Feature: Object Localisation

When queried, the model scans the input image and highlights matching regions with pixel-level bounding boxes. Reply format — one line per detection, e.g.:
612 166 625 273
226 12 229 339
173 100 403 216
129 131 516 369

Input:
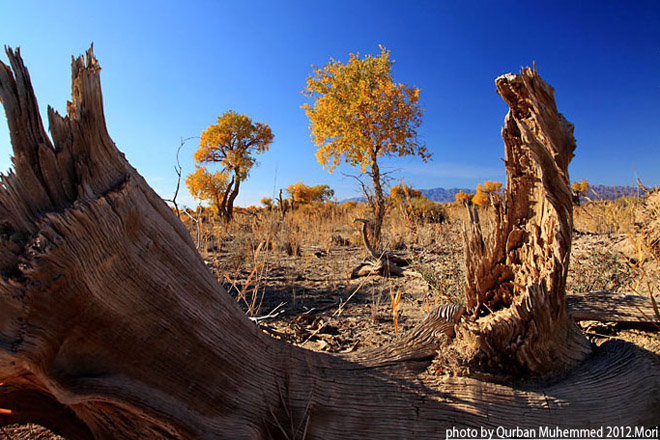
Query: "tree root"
350 218 411 278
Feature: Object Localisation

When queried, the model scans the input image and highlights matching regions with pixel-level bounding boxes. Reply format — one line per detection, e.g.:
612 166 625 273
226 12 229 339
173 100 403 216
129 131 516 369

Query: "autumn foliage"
185 166 230 211
302 46 428 245
188 110 273 222
454 190 474 206
472 180 503 206
572 179 590 205
286 181 335 206
388 183 445 223
388 183 422 202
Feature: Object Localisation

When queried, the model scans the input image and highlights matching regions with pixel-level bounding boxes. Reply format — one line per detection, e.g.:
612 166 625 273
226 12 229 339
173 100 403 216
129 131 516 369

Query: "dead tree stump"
455 67 592 380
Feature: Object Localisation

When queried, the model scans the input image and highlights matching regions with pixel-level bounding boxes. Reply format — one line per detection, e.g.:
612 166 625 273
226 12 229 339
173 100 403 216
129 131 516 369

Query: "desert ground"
193 199 659 353
3 194 659 439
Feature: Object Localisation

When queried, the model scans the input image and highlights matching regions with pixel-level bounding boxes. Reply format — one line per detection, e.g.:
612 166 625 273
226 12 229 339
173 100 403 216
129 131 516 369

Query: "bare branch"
164 136 200 218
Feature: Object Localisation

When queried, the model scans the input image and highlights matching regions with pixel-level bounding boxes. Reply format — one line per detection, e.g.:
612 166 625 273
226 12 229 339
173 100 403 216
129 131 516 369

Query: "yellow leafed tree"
286 181 334 208
473 180 503 206
454 190 474 206
389 182 445 223
388 183 422 203
302 46 429 245
571 179 589 205
185 166 229 212
188 110 274 222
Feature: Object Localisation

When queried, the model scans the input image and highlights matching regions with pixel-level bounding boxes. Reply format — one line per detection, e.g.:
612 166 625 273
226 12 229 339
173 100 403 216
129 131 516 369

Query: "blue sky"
1 0 659 207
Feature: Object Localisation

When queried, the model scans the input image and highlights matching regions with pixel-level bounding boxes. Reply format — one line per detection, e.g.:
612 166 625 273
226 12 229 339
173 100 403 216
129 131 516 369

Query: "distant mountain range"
578 184 645 202
421 184 645 203
342 185 645 204
419 187 474 203
341 187 473 204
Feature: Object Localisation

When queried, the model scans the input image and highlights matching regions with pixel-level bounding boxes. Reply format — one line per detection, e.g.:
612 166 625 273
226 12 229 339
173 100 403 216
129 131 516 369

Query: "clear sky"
1 0 659 207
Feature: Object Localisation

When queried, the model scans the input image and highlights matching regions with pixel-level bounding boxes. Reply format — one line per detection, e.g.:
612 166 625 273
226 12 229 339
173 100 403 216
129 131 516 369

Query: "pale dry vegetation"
175 195 659 354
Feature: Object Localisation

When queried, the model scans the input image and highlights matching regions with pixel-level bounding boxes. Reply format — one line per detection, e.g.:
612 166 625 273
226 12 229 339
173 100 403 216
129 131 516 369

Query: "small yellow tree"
185 166 230 213
309 184 334 203
454 190 474 206
189 110 274 222
260 197 273 209
388 182 444 223
302 46 429 245
286 182 309 206
388 183 422 204
473 180 503 206
286 182 334 208
571 179 589 205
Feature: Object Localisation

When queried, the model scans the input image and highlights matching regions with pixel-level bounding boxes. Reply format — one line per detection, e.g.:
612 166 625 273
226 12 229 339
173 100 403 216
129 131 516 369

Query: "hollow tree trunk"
0 48 658 440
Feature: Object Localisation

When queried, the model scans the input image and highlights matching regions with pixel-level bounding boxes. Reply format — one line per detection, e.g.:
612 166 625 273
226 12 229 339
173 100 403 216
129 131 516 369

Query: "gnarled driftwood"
456 68 592 380
350 218 410 278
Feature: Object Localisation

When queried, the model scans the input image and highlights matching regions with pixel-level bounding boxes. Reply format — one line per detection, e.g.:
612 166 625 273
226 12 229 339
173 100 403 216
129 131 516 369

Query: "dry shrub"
389 286 402 336
567 248 636 294
573 197 641 235
629 191 660 323
411 220 466 307
635 191 660 260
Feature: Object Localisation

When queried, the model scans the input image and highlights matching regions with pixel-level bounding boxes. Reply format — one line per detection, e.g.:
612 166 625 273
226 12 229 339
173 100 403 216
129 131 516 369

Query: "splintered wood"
457 67 591 378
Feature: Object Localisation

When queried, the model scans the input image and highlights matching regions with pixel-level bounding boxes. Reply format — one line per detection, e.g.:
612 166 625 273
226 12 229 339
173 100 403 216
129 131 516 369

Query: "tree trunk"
370 155 385 248
456 68 592 380
218 175 235 223
224 169 241 222
0 48 658 439
277 188 288 216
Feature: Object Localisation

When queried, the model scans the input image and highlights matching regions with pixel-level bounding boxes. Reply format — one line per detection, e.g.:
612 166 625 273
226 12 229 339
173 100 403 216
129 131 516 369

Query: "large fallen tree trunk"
568 291 660 326
0 48 658 439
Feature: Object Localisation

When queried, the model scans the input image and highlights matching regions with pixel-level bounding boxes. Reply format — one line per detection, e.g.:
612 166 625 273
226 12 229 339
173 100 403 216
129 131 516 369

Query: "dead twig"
164 136 199 218
250 302 287 323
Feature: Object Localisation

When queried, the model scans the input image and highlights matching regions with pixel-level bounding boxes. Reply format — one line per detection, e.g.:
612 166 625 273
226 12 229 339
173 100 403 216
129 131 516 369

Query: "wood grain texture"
568 291 659 325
